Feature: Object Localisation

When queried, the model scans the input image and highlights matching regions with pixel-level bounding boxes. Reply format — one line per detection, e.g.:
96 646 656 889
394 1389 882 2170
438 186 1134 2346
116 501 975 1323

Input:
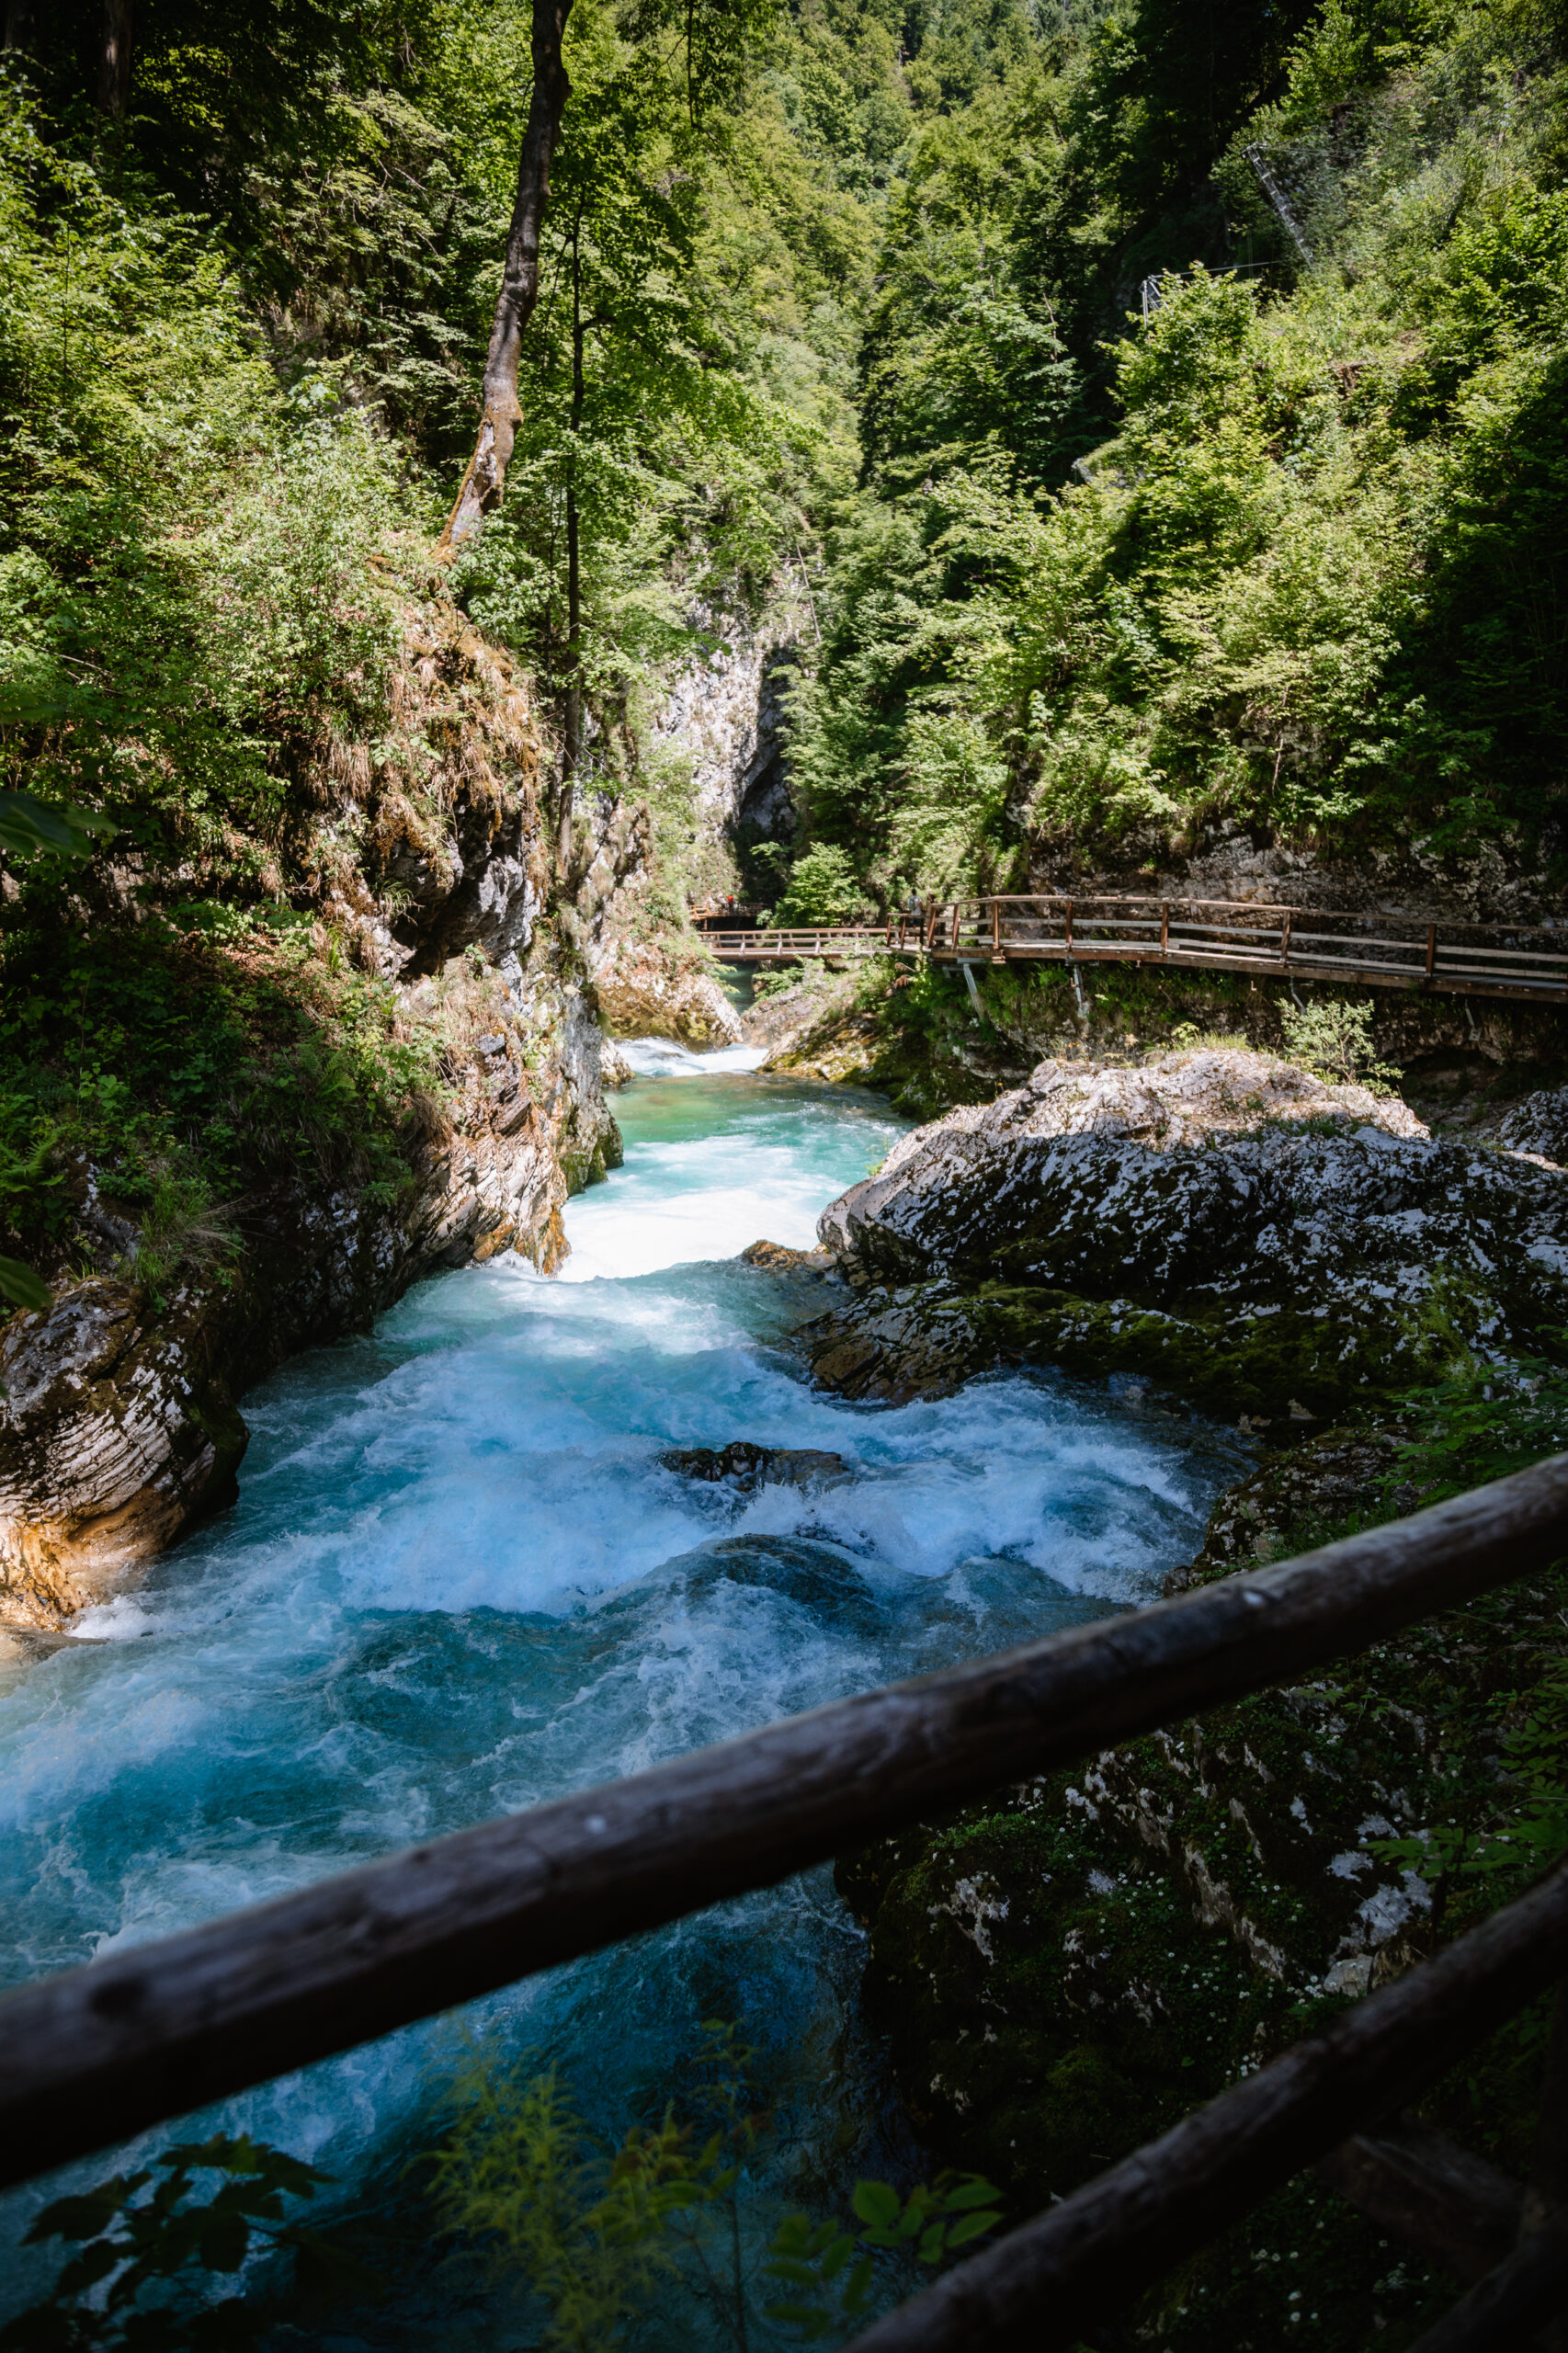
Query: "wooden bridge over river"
702 894 1568 1004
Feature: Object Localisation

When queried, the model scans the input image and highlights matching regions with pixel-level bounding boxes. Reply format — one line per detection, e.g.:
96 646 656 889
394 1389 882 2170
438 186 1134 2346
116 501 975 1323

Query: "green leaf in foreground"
0 791 114 864
0 1255 49 1312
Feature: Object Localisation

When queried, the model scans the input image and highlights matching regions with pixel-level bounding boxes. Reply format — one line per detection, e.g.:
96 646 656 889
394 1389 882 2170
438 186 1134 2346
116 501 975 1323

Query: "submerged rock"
676 1535 875 1622
660 1440 848 1493
801 1048 1568 1423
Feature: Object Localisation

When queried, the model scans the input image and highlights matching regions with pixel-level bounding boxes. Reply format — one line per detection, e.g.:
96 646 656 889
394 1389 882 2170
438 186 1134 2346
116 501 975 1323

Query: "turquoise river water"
0 1045 1244 2343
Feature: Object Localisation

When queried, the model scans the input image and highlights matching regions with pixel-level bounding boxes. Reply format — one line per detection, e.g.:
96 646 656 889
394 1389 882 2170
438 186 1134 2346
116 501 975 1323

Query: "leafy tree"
439 0 783 551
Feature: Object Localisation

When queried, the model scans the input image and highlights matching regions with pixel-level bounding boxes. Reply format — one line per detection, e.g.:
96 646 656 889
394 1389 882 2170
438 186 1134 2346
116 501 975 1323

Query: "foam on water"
0 1050 1247 2342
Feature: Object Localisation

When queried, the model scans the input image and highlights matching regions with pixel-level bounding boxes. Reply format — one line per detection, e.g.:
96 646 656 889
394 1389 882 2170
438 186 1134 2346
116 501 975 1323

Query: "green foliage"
1386 1352 1568 1502
763 2174 1004 2339
780 0 1568 911
771 844 871 923
1356 1357 1568 1910
1278 996 1400 1086
426 2061 696 2352
426 2022 769 2352
426 2026 1001 2352
0 791 114 862
0 914 441 1289
0 2134 373 2351
0 1254 49 1311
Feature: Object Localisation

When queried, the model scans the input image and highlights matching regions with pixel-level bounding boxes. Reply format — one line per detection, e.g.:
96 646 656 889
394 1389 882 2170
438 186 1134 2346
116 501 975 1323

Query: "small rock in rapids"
741 1238 835 1273
660 1440 848 1493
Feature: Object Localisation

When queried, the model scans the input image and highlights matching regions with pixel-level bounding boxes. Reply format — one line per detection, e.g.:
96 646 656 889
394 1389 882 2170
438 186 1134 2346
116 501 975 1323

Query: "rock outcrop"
800 1049 1568 1421
0 970 622 1630
1494 1083 1568 1166
0 616 643 1631
808 1047 1568 2342
835 1420 1568 2342
591 935 743 1047
739 1238 835 1274
650 601 803 844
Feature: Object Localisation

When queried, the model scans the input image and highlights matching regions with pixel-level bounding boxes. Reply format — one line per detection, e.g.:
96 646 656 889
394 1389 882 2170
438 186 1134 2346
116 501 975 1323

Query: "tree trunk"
438 0 574 559
96 0 132 117
2 4 38 60
558 214 584 870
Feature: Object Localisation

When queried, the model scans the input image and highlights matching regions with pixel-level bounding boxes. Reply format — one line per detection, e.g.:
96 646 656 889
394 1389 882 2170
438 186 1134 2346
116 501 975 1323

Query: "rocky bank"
590 932 743 1048
0 613 640 1631
795 1047 1568 2348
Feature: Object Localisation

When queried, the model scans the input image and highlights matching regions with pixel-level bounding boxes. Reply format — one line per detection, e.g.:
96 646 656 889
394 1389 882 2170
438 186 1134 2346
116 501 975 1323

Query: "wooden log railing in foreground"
704 895 1568 1003
839 1859 1568 2353
2 1455 1568 2212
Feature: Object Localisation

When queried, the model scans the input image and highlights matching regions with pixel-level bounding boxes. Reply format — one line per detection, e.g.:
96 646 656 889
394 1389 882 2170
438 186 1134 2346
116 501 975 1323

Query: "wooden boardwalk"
707 894 1568 1005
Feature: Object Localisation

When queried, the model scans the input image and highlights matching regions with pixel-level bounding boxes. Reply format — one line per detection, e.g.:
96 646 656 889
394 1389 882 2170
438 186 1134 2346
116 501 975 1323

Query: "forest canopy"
1 0 1564 923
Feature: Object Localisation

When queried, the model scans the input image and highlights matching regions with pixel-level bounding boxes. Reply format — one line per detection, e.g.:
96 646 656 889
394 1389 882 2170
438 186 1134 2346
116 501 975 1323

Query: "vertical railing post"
991 899 1002 957
950 904 960 952
1281 908 1293 965
1063 898 1074 955
925 900 938 952
1160 901 1169 958
1426 925 1437 984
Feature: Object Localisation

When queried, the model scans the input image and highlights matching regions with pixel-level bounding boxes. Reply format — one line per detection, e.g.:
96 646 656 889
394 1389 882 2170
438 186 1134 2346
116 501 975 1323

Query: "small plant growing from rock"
764 2173 1004 2340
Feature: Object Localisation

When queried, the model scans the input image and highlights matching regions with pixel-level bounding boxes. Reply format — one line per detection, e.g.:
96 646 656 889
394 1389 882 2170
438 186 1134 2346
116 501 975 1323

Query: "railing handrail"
2 1453 1567 2190
702 901 1568 996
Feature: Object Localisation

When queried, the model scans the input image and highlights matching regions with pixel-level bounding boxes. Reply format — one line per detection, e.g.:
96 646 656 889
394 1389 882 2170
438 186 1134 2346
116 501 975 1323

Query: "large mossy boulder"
837 1430 1568 2347
801 1049 1568 1424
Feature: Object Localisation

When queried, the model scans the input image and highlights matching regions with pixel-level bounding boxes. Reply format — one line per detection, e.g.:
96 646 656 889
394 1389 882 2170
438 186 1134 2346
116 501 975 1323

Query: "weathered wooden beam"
1 1455 1566 2190
843 1859 1568 2353
1315 2116 1522 2281
1403 2215 1568 2353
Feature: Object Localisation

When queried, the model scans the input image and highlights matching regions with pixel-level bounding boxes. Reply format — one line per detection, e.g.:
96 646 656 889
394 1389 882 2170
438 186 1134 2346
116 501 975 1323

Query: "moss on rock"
835 1413 1568 2348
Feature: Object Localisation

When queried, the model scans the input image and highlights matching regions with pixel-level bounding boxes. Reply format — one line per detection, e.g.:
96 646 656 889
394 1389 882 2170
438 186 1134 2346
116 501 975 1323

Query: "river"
0 1046 1243 2343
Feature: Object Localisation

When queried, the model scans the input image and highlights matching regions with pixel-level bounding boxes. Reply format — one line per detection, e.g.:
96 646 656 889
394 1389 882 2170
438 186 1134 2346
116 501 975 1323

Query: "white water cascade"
0 1051 1243 2343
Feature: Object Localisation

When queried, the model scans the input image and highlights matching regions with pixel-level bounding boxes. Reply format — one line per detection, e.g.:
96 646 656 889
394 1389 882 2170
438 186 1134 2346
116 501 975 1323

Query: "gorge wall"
0 611 645 1632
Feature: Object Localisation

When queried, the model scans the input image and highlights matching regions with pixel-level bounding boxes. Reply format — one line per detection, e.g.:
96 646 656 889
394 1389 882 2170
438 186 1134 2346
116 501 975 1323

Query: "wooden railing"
706 926 884 960
2 1458 1568 2346
710 897 1568 1004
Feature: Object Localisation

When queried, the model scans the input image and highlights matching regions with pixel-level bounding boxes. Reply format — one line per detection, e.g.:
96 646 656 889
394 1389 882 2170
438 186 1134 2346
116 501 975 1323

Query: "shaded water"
0 1049 1244 2340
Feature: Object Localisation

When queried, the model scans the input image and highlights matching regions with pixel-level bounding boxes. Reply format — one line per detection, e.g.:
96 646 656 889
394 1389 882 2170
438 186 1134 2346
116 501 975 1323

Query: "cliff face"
0 617 642 1631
